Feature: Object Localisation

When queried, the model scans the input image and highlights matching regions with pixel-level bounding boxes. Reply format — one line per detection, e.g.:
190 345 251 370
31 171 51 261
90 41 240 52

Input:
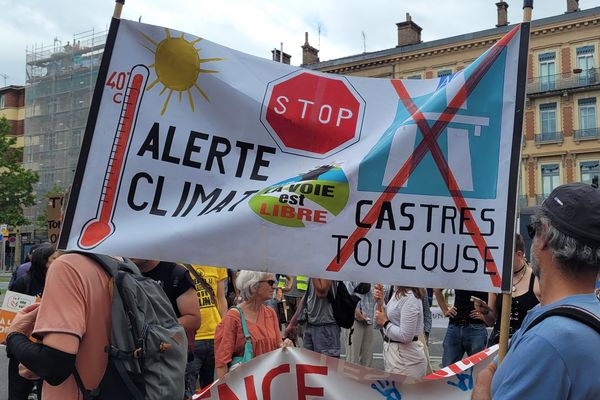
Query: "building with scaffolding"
23 29 107 237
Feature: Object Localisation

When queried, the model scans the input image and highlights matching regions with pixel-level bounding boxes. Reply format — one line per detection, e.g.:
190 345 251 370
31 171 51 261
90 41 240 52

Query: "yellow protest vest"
277 276 287 289
296 275 308 291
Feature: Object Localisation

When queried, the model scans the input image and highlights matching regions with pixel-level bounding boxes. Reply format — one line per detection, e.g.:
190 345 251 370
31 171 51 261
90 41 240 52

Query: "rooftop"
0 85 25 92
311 6 600 69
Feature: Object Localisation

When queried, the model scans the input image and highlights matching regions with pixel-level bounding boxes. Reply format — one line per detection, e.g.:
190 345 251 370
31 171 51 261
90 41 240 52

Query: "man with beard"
473 183 600 399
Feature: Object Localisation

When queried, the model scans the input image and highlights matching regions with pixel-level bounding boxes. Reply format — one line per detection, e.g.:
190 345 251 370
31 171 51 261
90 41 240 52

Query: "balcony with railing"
527 68 599 96
535 131 563 145
573 127 600 141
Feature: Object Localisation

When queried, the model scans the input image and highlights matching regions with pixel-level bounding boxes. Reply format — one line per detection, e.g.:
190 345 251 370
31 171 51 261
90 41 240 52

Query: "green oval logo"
249 164 349 227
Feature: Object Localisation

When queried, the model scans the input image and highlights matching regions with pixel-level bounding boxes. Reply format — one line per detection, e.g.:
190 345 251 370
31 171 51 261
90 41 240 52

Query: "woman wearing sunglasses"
215 270 294 378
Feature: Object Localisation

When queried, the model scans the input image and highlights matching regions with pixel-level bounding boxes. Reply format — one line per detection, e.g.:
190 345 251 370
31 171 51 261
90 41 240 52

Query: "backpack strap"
295 280 310 324
73 368 100 400
182 264 218 306
74 358 145 400
235 306 252 342
63 251 140 277
63 252 144 356
523 304 600 335
326 280 337 303
111 359 145 400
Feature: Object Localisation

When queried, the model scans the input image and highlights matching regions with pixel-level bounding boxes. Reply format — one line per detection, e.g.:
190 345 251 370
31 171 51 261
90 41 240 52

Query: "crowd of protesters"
3 182 600 399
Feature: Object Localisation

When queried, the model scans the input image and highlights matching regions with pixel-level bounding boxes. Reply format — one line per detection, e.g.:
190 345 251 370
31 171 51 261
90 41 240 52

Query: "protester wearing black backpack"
343 282 376 367
5 253 129 399
6 187 191 400
283 278 357 358
473 183 600 400
300 279 342 357
6 252 192 400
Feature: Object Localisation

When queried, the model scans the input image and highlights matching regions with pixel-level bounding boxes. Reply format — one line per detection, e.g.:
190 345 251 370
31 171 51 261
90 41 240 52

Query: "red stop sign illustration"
261 71 365 158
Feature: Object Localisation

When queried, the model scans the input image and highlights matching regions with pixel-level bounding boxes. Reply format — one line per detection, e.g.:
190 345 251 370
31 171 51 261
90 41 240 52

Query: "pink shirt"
214 305 282 368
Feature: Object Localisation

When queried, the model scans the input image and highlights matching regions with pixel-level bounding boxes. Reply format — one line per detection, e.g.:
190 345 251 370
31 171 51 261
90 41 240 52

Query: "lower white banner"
194 346 498 400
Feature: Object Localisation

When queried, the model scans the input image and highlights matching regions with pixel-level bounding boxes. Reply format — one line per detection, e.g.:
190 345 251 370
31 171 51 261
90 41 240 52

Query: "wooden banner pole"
113 0 125 19
523 0 533 22
499 0 534 364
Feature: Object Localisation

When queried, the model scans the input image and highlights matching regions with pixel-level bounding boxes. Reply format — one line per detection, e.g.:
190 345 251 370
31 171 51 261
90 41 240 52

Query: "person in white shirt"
374 285 427 378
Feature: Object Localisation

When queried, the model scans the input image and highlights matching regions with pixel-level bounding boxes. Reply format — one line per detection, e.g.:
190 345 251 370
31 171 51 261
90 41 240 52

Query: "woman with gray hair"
214 270 293 378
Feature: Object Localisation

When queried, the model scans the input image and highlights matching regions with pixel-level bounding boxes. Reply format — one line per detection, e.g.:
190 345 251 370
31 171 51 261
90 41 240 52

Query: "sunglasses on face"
260 279 276 286
527 223 536 239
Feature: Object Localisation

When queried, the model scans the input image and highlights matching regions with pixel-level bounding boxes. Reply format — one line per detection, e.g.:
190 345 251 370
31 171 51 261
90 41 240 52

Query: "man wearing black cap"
473 183 600 399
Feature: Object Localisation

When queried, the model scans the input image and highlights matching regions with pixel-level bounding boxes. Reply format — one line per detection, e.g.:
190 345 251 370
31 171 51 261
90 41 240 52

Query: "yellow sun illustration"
142 28 223 115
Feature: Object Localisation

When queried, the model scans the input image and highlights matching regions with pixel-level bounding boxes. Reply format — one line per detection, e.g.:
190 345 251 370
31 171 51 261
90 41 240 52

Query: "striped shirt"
383 290 424 343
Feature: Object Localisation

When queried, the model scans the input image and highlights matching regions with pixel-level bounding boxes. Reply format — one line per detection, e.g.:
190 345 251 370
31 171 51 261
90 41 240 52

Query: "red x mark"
326 25 523 289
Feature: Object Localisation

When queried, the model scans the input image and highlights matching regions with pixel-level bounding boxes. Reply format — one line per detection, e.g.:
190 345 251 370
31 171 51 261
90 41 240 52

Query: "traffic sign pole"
0 238 5 272
15 228 22 267
0 224 7 271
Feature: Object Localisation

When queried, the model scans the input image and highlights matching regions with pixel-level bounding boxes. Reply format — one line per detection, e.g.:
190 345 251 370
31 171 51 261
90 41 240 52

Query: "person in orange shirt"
5 185 116 400
6 252 113 400
214 270 293 378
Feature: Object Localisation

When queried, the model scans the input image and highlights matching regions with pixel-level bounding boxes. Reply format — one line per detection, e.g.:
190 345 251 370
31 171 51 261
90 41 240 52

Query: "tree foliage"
0 116 38 226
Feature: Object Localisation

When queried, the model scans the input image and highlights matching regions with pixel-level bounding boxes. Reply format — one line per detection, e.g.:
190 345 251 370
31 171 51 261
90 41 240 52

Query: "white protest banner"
192 346 498 400
59 18 529 292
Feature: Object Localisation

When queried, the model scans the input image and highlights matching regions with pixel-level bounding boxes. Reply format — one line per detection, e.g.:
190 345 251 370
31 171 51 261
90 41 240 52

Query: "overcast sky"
1 0 600 86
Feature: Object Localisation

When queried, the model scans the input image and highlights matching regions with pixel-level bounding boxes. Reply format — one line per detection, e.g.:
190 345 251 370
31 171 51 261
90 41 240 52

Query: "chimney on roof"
301 32 320 66
566 0 580 13
396 13 422 48
496 1 509 27
271 49 291 65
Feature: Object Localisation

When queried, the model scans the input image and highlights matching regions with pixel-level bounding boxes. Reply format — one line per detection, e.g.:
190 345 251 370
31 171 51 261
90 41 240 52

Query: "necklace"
512 267 527 293
512 263 526 276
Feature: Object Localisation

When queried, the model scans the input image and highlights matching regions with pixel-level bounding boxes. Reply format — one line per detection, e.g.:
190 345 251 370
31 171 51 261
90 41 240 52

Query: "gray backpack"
70 252 187 400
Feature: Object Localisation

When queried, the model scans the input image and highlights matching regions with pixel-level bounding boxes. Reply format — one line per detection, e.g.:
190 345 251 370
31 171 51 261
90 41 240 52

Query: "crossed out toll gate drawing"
358 64 504 199
331 27 521 287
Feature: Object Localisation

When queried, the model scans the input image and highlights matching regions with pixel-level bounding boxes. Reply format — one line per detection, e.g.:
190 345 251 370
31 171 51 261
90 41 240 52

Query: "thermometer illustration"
79 65 149 249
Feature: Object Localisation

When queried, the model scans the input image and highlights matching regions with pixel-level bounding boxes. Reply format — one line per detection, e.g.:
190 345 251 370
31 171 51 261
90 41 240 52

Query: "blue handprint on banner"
371 380 402 400
447 367 474 392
